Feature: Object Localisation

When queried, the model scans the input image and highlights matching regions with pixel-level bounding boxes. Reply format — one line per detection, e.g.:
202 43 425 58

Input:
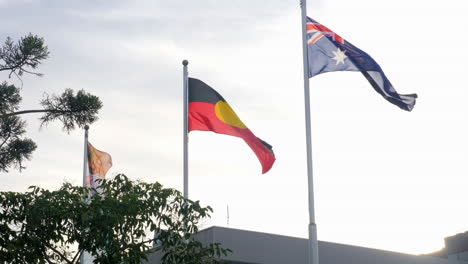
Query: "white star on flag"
332 48 347 65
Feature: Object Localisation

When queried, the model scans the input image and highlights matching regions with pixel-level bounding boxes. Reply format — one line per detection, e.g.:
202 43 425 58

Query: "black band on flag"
188 77 276 174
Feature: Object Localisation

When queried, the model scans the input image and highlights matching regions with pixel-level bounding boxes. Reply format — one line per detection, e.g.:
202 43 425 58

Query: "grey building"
426 231 468 262
146 226 468 264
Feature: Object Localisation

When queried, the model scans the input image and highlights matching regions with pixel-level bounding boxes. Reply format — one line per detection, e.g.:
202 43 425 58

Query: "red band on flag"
188 78 275 174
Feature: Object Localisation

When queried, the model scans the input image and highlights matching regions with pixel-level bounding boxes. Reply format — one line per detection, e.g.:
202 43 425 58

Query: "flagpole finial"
84 125 89 131
182 59 189 66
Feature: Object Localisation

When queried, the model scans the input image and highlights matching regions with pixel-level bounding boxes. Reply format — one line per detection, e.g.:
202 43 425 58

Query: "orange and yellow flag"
85 142 112 188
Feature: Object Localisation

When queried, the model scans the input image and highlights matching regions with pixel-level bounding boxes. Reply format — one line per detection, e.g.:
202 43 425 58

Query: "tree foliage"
0 34 102 172
0 33 49 78
0 174 231 264
0 114 36 172
38 88 102 131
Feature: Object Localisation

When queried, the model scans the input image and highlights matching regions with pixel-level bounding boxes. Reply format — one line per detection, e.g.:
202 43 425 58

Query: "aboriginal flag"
188 78 275 174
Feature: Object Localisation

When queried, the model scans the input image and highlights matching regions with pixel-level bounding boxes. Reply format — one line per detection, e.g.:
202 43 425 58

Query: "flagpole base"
308 223 319 264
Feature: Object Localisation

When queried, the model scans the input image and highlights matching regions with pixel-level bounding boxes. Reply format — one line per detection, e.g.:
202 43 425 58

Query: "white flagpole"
82 125 89 188
182 60 189 199
80 125 90 264
300 1 319 264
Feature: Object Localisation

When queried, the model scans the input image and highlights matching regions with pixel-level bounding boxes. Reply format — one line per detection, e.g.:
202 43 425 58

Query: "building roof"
146 226 468 264
425 231 468 259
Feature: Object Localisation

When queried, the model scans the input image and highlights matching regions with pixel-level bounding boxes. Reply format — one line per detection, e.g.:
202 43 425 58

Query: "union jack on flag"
306 17 417 111
307 18 343 44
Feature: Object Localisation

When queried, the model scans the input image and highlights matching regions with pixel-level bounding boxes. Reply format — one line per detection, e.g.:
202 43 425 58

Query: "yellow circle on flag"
214 101 247 129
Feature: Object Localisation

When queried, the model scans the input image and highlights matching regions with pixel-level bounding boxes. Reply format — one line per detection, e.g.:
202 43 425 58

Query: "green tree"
0 33 102 172
0 174 231 264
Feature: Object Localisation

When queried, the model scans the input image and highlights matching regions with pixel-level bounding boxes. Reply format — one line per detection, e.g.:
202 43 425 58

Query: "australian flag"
307 17 417 111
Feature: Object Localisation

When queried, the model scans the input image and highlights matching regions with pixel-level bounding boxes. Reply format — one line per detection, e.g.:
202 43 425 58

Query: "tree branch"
17 67 43 76
0 56 28 76
40 243 57 264
43 241 73 264
0 109 71 118
11 71 24 88
120 238 155 252
0 64 22 73
71 249 83 264
0 132 11 149
44 254 56 264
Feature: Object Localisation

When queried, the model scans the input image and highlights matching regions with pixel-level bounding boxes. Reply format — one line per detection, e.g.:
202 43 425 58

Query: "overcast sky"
1 0 467 255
